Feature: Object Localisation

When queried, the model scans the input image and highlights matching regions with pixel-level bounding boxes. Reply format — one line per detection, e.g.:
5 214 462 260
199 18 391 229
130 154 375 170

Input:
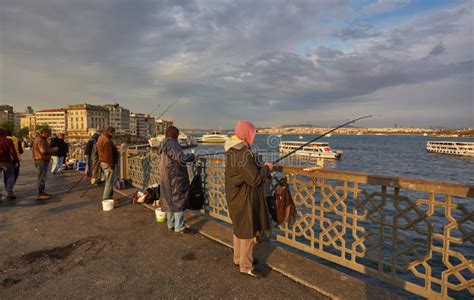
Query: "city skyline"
1 0 473 129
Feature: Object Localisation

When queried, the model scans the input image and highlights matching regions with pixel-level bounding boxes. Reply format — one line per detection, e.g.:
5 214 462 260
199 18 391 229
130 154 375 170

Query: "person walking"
97 127 119 201
0 128 19 200
50 132 68 175
33 128 58 200
224 120 273 278
3 129 23 190
159 126 196 234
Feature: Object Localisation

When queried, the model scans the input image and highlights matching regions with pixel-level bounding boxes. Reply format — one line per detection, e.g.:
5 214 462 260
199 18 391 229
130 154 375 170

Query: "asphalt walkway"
0 154 326 299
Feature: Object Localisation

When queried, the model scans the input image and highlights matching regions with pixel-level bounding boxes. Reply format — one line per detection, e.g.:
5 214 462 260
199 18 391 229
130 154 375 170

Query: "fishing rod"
272 115 375 164
194 150 277 157
155 98 180 120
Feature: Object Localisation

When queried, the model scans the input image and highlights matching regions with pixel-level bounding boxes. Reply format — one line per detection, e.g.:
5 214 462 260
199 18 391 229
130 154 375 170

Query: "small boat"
148 134 165 148
326 133 332 137
178 132 197 148
199 131 228 144
298 135 304 139
276 134 282 138
426 141 474 157
280 141 342 159
423 133 428 137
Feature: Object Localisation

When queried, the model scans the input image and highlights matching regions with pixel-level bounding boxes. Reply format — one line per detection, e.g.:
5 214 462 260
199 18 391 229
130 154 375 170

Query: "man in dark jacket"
0 128 19 200
97 127 119 201
84 132 100 179
224 120 273 278
159 126 195 234
50 132 68 175
33 128 58 200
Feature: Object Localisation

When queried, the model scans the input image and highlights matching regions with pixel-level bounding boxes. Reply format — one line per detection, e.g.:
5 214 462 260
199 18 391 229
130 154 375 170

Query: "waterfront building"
66 103 109 141
104 103 130 135
35 109 67 134
155 119 174 135
25 106 34 114
20 114 36 136
0 105 14 124
130 112 149 137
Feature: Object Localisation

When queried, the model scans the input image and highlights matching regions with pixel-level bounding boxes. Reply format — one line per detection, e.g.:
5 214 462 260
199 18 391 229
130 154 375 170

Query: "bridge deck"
0 155 327 299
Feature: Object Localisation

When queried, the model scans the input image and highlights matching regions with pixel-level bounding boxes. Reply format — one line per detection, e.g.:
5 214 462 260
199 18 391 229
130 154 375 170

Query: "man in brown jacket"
33 128 58 200
97 127 119 201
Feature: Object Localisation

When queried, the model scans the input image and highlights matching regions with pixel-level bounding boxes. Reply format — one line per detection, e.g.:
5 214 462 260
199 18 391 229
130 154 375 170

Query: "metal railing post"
120 143 129 180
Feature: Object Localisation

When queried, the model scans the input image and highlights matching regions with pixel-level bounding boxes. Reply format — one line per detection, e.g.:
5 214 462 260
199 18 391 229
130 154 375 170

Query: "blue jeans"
101 162 116 200
35 160 49 195
0 162 15 194
166 212 185 232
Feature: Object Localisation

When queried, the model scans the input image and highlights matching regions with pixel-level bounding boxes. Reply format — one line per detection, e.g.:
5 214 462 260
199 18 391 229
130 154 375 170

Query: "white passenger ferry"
279 141 342 159
426 141 474 157
198 131 228 144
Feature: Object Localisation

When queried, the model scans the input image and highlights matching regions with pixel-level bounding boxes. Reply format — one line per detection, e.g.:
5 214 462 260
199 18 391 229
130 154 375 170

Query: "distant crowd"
0 126 120 202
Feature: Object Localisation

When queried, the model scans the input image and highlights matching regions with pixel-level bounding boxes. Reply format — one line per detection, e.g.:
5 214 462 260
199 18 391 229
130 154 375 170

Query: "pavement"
0 154 327 299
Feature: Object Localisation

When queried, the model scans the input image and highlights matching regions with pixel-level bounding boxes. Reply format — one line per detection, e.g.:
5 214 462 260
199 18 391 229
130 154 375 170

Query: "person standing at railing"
33 128 58 201
97 127 119 202
50 133 68 175
85 132 100 183
159 126 196 234
224 120 273 278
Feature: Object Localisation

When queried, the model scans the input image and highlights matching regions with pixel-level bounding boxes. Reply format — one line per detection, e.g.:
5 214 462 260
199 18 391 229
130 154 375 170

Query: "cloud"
0 0 472 128
362 0 411 15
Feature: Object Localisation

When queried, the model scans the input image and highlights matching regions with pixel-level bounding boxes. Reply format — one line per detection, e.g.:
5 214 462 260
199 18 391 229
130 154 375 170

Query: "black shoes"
6 194 16 201
175 228 193 235
240 269 263 278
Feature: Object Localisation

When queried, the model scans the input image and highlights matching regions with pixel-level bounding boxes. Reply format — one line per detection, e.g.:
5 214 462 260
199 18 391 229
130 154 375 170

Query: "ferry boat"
426 141 474 157
198 131 228 143
280 141 342 159
148 132 197 148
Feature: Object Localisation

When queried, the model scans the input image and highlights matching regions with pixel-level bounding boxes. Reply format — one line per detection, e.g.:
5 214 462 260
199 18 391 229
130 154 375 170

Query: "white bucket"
155 208 167 222
102 199 115 211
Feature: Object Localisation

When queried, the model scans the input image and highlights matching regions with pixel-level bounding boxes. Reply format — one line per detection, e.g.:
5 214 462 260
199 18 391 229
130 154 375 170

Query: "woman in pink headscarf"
224 120 273 278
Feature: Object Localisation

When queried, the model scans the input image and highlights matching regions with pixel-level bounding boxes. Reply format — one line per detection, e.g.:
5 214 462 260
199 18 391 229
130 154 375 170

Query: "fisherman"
97 127 119 201
33 128 58 200
84 132 100 183
159 126 196 234
224 120 273 278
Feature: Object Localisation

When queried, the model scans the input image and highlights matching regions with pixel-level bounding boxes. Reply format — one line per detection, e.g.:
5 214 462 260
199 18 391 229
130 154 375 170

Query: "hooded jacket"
224 136 270 239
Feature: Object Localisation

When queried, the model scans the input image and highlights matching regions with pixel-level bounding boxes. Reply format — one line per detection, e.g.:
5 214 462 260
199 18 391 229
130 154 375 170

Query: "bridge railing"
123 150 473 299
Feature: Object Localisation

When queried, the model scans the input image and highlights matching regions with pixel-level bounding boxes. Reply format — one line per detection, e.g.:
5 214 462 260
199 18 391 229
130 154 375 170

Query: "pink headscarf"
235 120 257 146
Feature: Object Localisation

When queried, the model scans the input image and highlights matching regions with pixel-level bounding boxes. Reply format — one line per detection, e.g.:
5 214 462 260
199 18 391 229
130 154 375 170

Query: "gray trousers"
35 160 49 195
101 162 116 200
0 162 15 194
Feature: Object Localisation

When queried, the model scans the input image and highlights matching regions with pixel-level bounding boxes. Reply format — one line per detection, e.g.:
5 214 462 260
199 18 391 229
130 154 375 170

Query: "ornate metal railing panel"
127 152 161 189
201 159 473 299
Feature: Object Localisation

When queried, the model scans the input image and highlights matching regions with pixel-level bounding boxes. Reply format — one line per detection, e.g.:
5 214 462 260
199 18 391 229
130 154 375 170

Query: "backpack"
188 166 205 210
267 177 296 225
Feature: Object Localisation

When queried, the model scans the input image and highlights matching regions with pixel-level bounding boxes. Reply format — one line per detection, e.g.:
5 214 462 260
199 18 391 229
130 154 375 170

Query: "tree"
35 124 51 132
0 120 14 133
19 127 30 138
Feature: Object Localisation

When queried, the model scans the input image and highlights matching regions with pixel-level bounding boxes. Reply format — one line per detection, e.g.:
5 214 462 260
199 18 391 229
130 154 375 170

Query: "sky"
1 0 473 129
